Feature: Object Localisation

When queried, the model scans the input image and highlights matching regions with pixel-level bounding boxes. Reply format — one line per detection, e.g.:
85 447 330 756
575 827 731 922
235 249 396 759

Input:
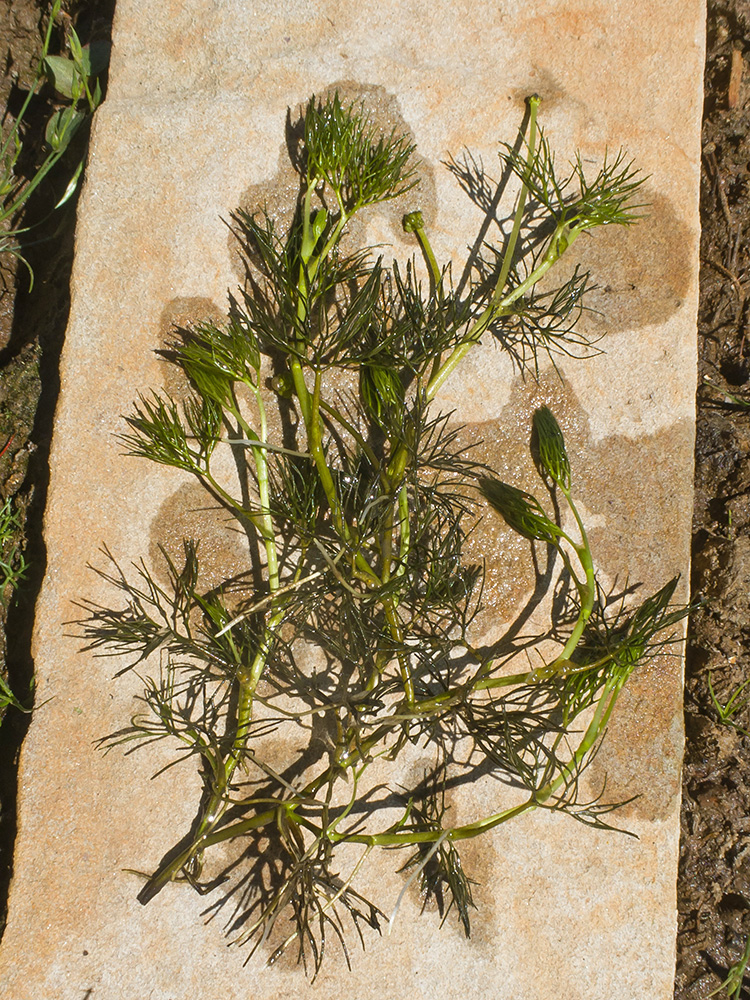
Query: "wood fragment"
730 221 743 272
705 258 747 350
729 47 744 109
704 146 734 227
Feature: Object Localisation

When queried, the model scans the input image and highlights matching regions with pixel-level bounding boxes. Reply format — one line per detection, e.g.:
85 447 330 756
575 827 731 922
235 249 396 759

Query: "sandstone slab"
0 1 704 997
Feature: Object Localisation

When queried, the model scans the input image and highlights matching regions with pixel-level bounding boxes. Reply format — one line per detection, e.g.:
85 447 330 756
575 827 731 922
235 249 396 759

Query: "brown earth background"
0 1 747 997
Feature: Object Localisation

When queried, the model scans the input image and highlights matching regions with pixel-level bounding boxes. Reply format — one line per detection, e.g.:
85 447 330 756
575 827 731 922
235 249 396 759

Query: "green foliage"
302 93 418 213
1 0 106 279
0 496 28 605
0 674 27 715
79 92 689 974
708 671 750 736
0 496 30 719
708 932 750 999
502 131 644 234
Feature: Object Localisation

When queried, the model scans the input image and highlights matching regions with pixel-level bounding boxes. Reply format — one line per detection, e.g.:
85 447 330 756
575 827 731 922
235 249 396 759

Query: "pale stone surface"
0 1 704 997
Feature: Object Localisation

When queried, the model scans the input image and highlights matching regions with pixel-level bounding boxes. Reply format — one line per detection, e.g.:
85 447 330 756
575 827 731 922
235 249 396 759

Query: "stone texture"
0 1 704 997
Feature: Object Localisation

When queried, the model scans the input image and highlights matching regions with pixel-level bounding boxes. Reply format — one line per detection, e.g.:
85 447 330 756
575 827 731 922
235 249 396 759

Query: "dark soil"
676 3 750 998
0 0 114 932
0 1 746 995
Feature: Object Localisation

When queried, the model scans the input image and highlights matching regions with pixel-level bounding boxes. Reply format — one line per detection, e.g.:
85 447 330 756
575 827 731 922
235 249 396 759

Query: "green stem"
314 209 348 273
139 601 287 903
308 369 348 539
383 600 414 707
379 500 395 582
395 484 410 579
318 397 383 480
344 676 621 847
406 213 441 295
421 103 589 406
553 491 595 662
0 1 59 165
299 184 316 269
184 666 625 862
226 391 279 593
492 94 541 305
423 220 577 403
289 185 318 428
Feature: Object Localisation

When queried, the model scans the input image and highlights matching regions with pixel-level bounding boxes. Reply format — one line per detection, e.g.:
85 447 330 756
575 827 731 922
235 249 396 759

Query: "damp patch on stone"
148 480 253 593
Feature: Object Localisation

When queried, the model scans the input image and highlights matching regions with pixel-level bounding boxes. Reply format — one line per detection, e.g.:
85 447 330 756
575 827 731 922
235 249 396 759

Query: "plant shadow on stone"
77 92 690 976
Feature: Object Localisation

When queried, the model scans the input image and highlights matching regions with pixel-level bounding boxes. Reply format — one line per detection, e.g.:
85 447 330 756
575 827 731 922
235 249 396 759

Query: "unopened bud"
402 210 424 234
532 407 570 490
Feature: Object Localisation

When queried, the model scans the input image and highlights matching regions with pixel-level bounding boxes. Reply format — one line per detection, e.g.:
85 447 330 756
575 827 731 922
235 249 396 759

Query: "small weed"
708 671 750 736
0 674 28 716
0 496 29 718
708 933 750 999
1 0 106 282
703 376 750 409
0 497 27 605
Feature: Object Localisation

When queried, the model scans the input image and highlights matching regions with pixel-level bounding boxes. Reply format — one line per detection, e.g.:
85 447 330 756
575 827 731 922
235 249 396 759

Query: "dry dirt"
677 2 750 996
0 2 748 997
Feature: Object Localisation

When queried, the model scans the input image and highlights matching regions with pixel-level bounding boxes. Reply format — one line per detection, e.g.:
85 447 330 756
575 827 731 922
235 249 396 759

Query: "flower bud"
532 406 571 490
402 210 425 234
271 371 294 398
478 476 561 545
